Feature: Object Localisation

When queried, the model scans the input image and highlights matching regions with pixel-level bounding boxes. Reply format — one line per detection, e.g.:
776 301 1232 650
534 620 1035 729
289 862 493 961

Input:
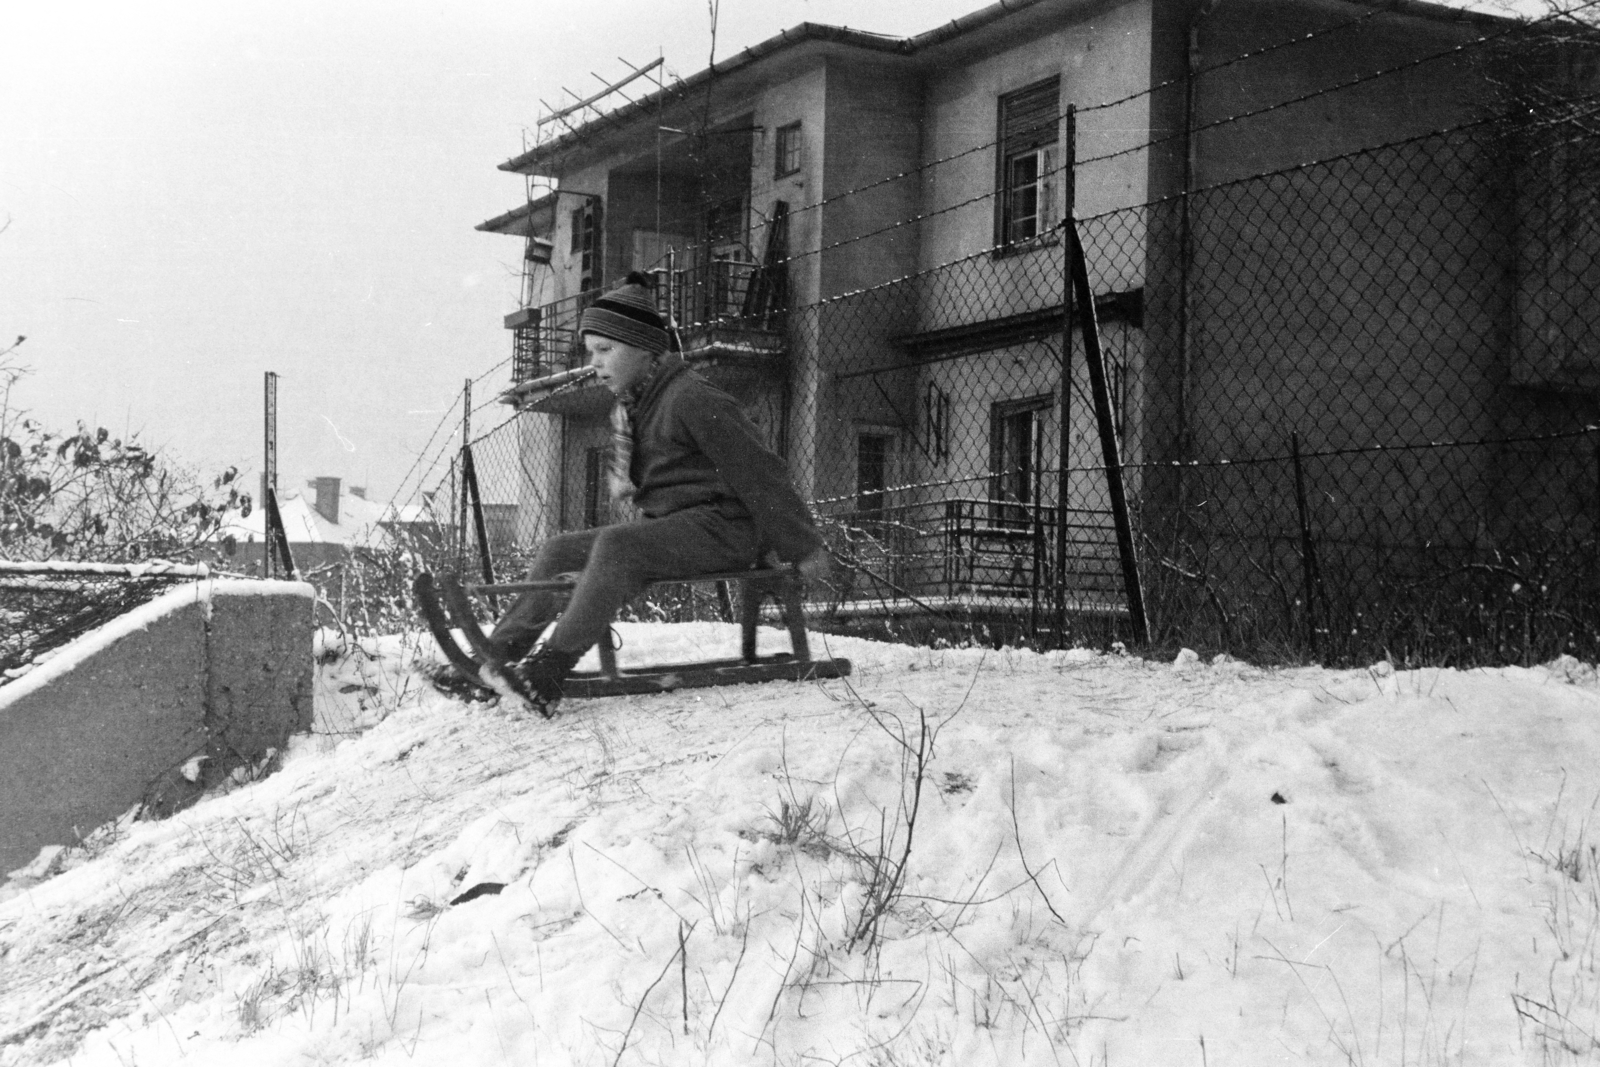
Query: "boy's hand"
798 546 837 584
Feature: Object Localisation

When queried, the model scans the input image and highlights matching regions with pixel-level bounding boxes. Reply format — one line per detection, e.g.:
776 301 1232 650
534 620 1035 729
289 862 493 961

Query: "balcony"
501 258 788 418
501 290 609 417
652 257 788 401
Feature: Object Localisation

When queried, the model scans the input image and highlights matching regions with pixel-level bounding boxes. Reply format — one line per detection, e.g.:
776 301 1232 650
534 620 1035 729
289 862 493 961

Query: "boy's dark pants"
489 504 760 661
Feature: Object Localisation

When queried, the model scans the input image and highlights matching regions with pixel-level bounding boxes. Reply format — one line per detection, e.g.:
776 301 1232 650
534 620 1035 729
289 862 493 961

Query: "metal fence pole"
264 486 298 580
1068 222 1150 645
263 370 279 579
457 378 471 572
1055 103 1078 645
463 443 497 610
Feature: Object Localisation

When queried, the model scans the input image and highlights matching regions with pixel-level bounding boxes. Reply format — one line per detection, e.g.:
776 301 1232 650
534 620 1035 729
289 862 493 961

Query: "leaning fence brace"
1068 219 1148 645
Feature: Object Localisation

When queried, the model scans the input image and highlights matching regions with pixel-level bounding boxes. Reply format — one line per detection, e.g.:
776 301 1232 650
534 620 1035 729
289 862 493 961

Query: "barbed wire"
472 353 514 391
1077 4 1388 116
732 3 1428 244
810 425 1600 508
781 101 1522 298
1077 0 1600 169
738 0 1564 254
759 0 1596 265
469 409 522 451
384 395 461 512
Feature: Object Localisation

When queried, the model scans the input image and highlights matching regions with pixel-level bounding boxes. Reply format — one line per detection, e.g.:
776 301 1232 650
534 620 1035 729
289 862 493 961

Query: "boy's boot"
514 644 586 715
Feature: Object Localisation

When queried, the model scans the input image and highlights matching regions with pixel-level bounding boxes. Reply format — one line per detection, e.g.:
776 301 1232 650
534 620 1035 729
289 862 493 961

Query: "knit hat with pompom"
579 271 668 354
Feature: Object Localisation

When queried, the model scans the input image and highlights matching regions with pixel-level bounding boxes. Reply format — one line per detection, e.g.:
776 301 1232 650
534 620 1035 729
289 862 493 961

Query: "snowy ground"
3 623 1600 1066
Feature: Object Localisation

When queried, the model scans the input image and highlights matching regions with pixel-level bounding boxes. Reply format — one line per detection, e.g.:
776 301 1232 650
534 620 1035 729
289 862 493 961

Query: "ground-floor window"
856 432 893 517
990 395 1051 527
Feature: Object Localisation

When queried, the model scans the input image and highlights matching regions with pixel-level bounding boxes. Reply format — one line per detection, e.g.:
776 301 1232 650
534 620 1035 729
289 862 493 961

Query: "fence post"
264 485 298 580
462 443 497 611
1290 431 1323 655
263 370 280 579
457 378 471 572
1055 103 1078 645
1593 434 1600 551
1067 222 1149 645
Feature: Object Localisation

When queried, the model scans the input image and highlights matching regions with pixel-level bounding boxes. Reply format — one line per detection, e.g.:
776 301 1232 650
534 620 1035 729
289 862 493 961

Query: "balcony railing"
508 288 599 384
505 257 787 395
650 257 785 333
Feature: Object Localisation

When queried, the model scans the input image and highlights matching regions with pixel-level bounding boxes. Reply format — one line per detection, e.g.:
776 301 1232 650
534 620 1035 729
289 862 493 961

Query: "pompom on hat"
580 271 669 354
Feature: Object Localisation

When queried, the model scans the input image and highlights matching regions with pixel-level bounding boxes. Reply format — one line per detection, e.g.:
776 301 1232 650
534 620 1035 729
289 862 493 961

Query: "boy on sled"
480 272 834 713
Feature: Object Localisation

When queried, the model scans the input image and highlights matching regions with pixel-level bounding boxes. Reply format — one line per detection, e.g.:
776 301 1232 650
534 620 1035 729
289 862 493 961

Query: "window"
997 78 1060 248
856 433 892 516
570 200 600 291
774 121 802 178
989 396 1051 527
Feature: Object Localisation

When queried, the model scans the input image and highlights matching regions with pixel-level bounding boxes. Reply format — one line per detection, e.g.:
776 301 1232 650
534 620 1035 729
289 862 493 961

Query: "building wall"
1124 0 1543 578
552 161 612 299
1191 0 1490 186
793 56 927 506
749 58 830 497
1167 3 1513 552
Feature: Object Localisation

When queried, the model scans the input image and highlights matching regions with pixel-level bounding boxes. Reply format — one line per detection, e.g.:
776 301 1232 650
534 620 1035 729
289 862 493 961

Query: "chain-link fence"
377 93 1600 668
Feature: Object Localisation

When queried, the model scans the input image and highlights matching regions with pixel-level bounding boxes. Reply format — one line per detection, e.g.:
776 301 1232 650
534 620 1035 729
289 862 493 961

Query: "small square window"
775 122 803 178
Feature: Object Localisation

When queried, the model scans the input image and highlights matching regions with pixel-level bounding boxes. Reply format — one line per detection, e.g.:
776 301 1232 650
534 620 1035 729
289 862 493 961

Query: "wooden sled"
415 565 851 703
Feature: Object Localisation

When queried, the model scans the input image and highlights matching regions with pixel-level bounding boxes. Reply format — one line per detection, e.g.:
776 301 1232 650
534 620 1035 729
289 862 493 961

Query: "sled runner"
413 566 851 709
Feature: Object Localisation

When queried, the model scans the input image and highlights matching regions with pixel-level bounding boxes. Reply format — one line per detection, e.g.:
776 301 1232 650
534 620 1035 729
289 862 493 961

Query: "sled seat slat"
467 565 816 681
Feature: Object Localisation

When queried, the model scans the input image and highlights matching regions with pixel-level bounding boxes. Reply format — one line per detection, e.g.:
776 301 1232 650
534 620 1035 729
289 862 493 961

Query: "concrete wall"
0 580 313 874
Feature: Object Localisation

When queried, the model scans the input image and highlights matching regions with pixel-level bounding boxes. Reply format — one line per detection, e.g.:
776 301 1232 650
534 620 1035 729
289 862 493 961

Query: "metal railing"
509 288 599 383
649 256 783 331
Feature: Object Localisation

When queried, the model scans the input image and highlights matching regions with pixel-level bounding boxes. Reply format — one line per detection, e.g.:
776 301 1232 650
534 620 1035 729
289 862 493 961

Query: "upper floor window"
997 77 1061 248
775 121 803 178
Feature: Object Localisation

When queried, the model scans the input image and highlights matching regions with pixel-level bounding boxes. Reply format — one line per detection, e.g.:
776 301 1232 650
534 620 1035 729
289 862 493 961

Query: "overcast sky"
0 0 981 505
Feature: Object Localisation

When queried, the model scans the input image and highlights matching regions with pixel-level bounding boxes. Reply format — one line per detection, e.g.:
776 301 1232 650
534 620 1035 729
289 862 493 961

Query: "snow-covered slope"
3 625 1598 1066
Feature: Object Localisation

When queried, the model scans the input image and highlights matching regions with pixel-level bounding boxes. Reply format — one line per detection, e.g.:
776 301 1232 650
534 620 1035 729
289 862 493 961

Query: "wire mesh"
370 93 1600 667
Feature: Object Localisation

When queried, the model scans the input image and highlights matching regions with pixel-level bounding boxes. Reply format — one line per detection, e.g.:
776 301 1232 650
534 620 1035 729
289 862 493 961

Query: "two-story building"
477 0 1587 628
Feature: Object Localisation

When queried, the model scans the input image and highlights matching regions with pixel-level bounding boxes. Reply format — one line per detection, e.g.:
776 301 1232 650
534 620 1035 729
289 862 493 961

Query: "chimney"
308 476 341 524
348 485 366 500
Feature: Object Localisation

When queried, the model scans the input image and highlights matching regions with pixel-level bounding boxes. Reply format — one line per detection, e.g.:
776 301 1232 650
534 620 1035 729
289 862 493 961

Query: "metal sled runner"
413 565 851 703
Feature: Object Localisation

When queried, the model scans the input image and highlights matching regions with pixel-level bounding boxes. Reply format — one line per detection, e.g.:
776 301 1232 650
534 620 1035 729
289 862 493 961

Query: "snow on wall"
0 579 314 874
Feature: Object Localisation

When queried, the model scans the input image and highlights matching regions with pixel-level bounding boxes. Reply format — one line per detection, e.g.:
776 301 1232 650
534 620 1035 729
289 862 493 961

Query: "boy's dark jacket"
623 358 823 563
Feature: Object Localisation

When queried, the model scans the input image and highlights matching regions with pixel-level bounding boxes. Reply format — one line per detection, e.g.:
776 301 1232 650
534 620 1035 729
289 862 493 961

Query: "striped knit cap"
579 271 669 354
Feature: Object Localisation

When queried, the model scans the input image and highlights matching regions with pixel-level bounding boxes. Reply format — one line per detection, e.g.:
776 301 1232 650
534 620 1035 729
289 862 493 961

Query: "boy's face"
585 334 657 396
